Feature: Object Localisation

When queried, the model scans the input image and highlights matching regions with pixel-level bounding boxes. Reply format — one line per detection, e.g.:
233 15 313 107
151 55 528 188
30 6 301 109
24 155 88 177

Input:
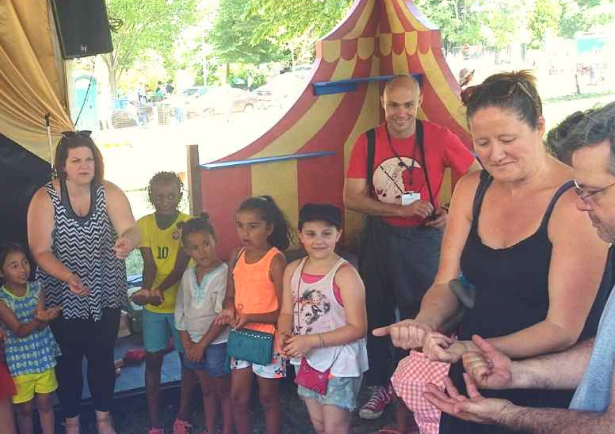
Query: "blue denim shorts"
295 366 363 411
182 343 230 378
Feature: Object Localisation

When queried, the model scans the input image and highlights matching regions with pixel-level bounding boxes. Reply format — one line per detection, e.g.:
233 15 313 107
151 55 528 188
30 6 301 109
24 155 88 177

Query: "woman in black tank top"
372 71 610 434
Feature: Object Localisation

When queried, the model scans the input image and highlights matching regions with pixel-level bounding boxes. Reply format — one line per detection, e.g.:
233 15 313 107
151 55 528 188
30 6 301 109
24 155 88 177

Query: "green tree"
558 0 615 38
249 0 353 64
104 0 198 97
528 0 561 48
415 0 528 52
414 0 487 53
210 0 283 65
485 0 527 50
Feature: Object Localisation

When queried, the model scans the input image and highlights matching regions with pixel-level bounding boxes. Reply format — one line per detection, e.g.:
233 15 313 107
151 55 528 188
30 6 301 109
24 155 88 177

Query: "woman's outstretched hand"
372 319 434 350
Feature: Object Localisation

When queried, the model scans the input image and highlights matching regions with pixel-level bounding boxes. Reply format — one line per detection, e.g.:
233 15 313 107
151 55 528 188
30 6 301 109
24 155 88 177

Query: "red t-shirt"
346 121 475 227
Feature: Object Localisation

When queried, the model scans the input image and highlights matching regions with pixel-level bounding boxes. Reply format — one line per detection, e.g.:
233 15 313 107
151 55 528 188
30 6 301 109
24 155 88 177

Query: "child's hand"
130 289 151 306
46 306 62 321
277 331 292 358
186 342 205 363
283 335 318 358
214 307 235 326
0 328 6 341
149 289 164 306
35 306 63 322
233 312 250 329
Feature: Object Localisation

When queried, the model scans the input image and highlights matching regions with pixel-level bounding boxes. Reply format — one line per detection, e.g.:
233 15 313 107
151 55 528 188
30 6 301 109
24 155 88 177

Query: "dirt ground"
73 379 398 434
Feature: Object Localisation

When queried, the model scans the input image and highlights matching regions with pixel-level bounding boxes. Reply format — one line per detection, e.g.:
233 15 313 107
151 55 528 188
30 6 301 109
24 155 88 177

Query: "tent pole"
45 113 56 178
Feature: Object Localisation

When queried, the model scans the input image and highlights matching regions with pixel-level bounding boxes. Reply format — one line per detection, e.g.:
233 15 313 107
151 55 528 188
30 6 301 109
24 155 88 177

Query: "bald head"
381 74 423 139
384 74 421 97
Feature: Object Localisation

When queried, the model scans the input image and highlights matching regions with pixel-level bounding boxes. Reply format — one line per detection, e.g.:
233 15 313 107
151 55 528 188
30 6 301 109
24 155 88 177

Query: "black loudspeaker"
51 0 114 59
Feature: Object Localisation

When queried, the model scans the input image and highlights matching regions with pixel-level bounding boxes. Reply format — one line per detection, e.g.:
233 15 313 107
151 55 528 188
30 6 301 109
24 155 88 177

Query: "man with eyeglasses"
343 74 479 425
424 102 615 433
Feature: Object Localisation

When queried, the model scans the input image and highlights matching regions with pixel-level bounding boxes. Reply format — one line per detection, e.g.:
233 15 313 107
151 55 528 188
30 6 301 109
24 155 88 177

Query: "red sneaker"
359 385 394 420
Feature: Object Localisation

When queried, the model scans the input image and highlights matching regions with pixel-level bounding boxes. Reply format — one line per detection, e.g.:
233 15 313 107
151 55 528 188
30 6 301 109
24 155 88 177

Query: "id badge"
401 192 420 206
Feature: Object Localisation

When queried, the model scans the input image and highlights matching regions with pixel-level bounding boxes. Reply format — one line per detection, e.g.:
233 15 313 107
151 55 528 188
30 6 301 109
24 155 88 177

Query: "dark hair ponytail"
178 212 216 244
238 196 293 250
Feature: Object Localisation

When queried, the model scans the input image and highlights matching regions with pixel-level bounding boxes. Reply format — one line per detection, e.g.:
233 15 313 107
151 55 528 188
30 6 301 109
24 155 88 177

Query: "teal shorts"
142 310 183 353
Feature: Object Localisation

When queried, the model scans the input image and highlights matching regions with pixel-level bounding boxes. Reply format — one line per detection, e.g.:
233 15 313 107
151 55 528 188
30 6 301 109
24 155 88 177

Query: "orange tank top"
233 247 281 334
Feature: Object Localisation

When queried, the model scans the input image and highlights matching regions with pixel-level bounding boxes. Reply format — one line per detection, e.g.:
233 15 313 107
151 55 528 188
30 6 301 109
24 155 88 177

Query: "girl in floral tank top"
0 243 62 434
215 196 292 434
278 204 368 434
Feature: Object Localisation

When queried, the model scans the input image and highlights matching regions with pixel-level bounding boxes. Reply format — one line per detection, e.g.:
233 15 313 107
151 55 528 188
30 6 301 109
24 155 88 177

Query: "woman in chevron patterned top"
27 131 140 434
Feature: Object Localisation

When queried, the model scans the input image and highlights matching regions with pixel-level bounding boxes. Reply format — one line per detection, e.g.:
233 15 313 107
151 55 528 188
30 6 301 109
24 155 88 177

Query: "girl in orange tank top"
215 196 292 434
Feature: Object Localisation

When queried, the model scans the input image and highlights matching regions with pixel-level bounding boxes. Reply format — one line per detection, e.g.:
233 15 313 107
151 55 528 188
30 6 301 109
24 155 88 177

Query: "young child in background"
131 172 196 434
0 243 62 434
215 196 292 434
175 214 232 434
278 204 368 434
0 326 17 434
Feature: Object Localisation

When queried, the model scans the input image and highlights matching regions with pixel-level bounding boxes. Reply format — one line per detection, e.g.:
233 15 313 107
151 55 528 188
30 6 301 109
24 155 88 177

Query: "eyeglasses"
461 80 537 108
61 130 92 138
573 179 615 203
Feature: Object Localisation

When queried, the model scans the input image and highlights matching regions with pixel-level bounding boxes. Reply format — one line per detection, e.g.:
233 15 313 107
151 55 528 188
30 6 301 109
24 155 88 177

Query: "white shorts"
230 352 286 379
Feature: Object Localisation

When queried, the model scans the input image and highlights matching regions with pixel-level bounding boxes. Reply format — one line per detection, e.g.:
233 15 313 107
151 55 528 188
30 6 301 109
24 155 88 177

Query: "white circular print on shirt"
373 157 426 204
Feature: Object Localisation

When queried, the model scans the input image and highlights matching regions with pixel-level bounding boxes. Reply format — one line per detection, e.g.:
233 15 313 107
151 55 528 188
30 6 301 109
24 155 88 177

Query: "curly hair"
560 102 615 174
147 171 184 206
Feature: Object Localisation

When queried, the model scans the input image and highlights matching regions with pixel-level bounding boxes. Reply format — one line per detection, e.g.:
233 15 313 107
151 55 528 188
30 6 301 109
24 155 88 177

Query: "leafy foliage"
248 0 354 62
209 0 283 66
557 0 615 38
529 0 561 48
104 0 198 96
414 0 488 52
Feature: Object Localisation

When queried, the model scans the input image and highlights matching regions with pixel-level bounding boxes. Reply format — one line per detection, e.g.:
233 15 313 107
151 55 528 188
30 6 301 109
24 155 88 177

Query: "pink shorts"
0 363 16 400
391 350 450 434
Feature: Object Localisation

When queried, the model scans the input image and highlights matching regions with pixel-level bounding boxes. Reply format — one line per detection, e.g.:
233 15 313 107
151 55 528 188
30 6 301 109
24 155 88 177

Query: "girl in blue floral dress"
0 243 61 434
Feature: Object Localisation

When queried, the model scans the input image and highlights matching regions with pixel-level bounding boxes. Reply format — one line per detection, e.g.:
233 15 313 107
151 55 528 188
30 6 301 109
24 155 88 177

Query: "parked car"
174 86 210 118
182 86 208 99
255 72 306 110
191 86 259 116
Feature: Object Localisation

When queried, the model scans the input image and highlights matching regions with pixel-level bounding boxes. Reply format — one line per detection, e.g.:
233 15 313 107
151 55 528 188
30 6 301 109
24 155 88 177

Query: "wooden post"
186 144 203 215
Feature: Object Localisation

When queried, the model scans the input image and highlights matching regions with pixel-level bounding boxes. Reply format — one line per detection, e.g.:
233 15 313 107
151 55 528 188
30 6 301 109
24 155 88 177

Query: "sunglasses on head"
61 130 92 139
461 80 536 107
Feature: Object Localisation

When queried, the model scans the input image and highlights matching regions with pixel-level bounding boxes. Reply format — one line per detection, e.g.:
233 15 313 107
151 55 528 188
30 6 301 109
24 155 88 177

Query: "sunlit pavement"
95 108 287 218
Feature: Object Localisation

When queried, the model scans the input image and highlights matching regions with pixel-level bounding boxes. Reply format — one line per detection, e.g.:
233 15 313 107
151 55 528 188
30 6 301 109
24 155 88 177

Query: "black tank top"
458 171 573 340
440 171 614 434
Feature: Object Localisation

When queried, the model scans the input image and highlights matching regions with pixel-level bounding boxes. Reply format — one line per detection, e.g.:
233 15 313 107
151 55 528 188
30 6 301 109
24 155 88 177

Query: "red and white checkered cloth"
391 350 450 434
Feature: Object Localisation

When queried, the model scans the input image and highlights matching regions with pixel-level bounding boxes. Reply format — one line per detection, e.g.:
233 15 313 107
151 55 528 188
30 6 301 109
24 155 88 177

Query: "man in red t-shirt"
344 74 478 423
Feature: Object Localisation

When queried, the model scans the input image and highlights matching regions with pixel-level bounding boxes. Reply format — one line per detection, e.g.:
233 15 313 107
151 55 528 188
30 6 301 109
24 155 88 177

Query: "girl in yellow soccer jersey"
131 172 196 434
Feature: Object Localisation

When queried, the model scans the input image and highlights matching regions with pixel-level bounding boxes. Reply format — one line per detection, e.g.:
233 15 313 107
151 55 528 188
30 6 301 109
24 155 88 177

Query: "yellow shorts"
12 368 58 404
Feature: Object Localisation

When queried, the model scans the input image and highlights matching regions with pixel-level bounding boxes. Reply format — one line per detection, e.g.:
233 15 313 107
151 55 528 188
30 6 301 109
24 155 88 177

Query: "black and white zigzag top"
36 181 127 321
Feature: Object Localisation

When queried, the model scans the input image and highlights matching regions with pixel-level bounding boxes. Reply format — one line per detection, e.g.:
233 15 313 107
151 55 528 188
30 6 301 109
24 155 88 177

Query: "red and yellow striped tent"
193 0 472 260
